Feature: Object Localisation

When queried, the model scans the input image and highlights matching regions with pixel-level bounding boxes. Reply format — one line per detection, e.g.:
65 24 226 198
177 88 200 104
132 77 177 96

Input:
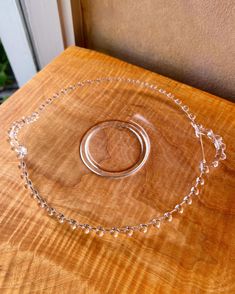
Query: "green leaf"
0 71 7 87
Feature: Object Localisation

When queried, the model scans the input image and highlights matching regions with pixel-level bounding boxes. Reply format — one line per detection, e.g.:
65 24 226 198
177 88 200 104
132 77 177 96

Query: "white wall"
0 0 37 87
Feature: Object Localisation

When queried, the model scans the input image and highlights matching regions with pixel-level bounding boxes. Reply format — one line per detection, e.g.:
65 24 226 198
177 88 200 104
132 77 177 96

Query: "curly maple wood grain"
0 46 234 293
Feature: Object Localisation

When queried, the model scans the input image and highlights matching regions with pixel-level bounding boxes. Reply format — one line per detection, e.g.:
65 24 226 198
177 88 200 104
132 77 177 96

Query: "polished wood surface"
0 46 234 293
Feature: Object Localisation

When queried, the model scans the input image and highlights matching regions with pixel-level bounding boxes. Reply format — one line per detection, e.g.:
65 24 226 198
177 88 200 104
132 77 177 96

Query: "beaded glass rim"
7 77 226 238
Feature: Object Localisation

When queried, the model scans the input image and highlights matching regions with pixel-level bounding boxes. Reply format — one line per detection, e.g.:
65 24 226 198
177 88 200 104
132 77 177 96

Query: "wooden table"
0 46 234 293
